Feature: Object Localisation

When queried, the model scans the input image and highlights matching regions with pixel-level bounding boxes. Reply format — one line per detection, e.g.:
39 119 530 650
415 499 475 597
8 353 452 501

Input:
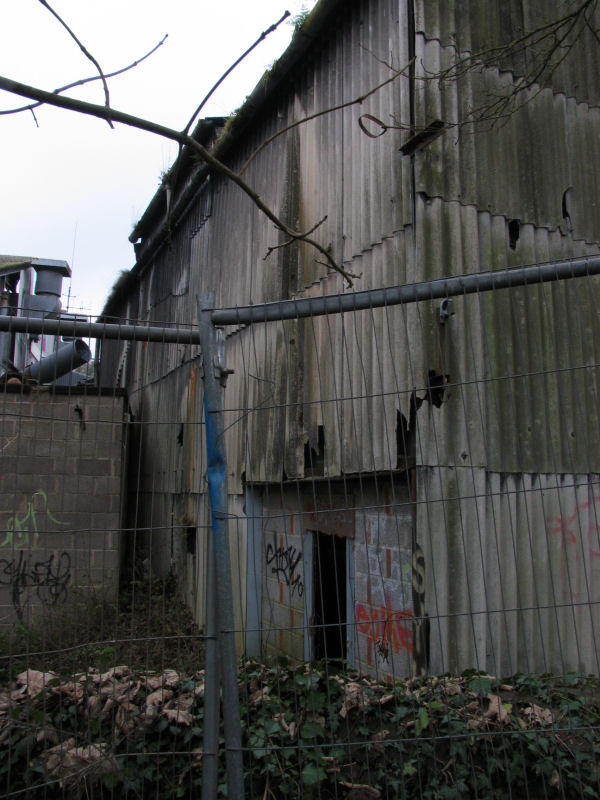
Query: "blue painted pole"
197 294 244 799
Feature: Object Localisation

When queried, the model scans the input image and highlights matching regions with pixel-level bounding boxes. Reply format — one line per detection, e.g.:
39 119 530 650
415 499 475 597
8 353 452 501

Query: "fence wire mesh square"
1 271 599 798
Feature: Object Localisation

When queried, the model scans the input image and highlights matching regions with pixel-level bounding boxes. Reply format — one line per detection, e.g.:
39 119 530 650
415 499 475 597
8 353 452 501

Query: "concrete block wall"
0 388 126 624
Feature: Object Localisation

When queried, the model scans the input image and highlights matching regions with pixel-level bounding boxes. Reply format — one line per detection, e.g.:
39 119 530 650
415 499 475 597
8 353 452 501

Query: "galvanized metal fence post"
197 293 244 799
201 518 220 800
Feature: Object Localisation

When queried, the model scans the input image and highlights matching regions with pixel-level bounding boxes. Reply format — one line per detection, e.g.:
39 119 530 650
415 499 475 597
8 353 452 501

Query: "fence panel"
1 264 599 798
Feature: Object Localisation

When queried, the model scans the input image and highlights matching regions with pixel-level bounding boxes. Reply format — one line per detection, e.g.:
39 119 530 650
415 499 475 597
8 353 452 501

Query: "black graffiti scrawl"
265 536 304 598
0 551 71 620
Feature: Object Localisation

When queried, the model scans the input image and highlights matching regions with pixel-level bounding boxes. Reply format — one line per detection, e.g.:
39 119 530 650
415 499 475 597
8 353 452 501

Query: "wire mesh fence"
1 261 600 798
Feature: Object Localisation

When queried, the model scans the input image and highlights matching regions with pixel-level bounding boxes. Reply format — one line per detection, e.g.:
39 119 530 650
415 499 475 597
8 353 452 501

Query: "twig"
0 75 358 286
433 0 596 86
239 58 414 175
264 237 295 261
37 0 113 127
0 36 168 117
167 11 290 238
315 259 361 283
182 11 290 137
264 214 333 261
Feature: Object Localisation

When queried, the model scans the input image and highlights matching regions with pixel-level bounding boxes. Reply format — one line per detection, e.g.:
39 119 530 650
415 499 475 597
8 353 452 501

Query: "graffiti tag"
411 543 428 674
0 490 67 549
546 497 600 558
265 538 304 598
356 597 413 657
546 496 600 602
0 551 71 620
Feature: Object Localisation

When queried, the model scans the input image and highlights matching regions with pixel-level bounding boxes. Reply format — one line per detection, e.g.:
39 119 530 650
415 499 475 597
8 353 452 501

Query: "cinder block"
37 532 77 551
354 543 368 574
64 476 94 496
6 437 35 458
76 458 108 477
354 573 369 603
0 491 20 513
93 476 120 496
0 417 19 436
72 495 110 514
94 424 120 446
90 549 119 572
17 457 52 476
88 401 126 423
0 471 17 493
367 576 385 607
41 511 82 533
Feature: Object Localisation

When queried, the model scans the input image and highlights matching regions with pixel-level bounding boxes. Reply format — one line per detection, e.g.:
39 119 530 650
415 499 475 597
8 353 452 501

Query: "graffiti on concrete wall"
0 550 71 620
265 536 304 598
355 596 414 662
0 489 67 549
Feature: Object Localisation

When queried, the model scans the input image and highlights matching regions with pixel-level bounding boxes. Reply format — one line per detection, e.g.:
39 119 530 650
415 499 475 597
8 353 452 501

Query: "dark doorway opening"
313 531 347 661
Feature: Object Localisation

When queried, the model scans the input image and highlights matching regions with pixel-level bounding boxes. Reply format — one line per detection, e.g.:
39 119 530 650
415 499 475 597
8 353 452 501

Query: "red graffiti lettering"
355 598 413 654
546 496 600 560
545 495 600 602
356 603 370 634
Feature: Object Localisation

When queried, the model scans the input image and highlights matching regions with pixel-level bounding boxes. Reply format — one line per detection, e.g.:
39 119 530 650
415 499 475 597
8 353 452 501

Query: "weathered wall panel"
415 0 600 106
414 35 600 242
420 469 600 675
412 196 600 474
100 0 600 676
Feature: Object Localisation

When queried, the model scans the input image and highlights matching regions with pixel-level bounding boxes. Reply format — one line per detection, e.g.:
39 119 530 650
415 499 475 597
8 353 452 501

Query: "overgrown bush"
1 662 598 798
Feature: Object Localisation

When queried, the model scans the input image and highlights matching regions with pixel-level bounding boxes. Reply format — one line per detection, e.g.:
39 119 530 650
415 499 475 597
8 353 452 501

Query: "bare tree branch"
0 74 359 286
182 11 290 137
0 35 168 117
166 11 290 239
37 0 113 127
263 216 328 260
429 0 598 127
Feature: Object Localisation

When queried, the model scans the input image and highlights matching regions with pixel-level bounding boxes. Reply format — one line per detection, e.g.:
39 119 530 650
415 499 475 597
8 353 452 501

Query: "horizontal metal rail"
1 257 599 340
0 316 201 344
212 256 600 325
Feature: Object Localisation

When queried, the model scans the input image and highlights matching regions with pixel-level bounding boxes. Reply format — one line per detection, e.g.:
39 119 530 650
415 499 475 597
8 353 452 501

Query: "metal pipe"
2 258 599 342
197 294 245 799
211 256 600 326
26 339 92 383
202 492 220 800
0 315 201 344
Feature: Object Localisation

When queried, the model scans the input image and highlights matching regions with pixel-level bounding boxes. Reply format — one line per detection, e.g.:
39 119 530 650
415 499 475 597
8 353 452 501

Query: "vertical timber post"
198 293 244 799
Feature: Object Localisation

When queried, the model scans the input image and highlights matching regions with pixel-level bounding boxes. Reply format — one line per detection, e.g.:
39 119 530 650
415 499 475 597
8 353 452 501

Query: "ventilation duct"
21 262 70 319
25 338 91 384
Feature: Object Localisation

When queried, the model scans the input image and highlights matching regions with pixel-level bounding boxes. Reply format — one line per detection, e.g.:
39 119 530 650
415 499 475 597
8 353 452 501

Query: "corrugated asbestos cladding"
110 0 600 673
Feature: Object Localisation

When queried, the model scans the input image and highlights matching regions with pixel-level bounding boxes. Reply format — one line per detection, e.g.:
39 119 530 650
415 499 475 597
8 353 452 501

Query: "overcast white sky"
0 0 317 316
